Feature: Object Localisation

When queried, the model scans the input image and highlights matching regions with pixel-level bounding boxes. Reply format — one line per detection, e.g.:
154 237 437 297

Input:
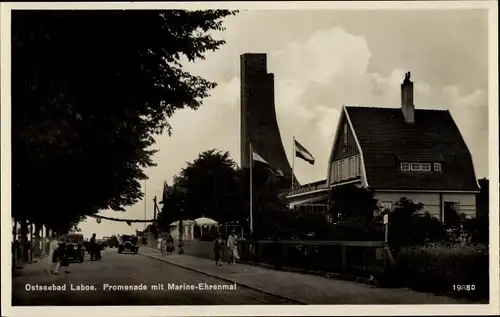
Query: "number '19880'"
453 284 475 291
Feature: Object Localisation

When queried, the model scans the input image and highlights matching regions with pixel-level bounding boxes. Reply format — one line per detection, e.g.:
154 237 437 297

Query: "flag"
252 151 285 178
294 139 315 165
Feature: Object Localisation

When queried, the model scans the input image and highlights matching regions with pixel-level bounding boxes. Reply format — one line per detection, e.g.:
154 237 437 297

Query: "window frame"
400 162 411 171
421 163 431 171
410 162 422 171
434 162 442 172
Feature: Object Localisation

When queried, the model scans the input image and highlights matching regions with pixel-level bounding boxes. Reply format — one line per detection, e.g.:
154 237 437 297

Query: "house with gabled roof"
325 72 480 222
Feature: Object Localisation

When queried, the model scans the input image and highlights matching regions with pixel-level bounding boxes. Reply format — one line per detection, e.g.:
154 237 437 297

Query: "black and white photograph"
1 1 498 316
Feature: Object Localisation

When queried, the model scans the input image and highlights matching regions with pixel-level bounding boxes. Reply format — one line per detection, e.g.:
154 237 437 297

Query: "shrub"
395 243 489 300
389 198 448 251
326 216 384 241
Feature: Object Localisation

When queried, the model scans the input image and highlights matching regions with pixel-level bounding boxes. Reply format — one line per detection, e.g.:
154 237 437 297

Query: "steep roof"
345 106 479 191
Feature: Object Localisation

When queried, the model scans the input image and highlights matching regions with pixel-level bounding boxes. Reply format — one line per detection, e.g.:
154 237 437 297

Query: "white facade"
374 191 476 220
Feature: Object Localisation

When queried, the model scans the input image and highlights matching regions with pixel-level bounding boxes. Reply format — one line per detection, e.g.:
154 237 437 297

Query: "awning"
288 194 328 209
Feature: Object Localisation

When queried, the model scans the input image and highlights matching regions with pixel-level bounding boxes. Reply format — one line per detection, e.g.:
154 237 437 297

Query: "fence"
175 239 386 279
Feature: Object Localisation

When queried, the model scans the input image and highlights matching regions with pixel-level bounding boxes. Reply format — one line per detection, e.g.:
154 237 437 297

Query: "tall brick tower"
240 53 297 187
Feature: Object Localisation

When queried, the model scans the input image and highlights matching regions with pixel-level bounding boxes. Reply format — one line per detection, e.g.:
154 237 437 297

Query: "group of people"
158 233 175 255
46 232 102 275
213 231 240 266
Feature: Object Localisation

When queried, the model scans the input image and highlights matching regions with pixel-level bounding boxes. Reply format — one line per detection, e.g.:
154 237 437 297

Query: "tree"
388 198 447 251
157 186 189 232
170 149 242 223
12 10 237 232
327 185 379 222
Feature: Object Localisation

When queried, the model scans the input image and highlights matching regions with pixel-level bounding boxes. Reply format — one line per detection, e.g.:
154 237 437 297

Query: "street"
11 248 293 305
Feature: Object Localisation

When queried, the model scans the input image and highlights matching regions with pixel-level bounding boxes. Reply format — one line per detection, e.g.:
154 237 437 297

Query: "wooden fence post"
341 244 347 273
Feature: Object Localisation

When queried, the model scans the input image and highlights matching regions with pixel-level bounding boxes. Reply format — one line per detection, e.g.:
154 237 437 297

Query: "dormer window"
410 163 421 171
401 161 442 172
421 163 431 172
400 162 410 171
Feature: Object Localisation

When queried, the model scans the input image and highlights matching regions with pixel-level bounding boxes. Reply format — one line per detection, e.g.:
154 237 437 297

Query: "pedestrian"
213 233 224 266
166 233 175 255
51 241 63 275
160 235 167 256
47 233 60 274
227 231 240 265
157 235 162 252
60 240 71 274
90 233 100 260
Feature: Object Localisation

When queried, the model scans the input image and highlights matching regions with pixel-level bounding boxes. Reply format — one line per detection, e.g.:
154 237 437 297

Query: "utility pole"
153 196 157 220
144 179 147 230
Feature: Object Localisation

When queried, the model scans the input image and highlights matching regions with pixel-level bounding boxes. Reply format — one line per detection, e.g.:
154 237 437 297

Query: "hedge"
393 243 489 301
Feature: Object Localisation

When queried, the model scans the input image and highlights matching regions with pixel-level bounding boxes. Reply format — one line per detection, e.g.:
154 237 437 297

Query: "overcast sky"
80 9 489 237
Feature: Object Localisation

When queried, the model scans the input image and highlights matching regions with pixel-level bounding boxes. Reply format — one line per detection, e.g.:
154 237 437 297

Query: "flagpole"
249 142 254 234
291 136 295 189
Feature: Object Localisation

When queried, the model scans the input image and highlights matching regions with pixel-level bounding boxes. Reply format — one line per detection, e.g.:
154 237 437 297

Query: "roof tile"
345 106 479 191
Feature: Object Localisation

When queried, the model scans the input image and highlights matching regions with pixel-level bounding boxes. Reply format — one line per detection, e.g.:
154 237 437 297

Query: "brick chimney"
401 72 414 123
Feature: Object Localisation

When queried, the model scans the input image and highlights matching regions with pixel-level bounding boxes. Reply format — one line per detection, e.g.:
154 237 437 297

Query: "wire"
88 214 155 223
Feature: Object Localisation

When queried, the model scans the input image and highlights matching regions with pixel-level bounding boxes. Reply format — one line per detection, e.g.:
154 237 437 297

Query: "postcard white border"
1 1 499 316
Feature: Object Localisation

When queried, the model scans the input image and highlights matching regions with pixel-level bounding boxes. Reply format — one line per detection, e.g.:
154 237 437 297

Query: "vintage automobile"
118 235 139 254
107 235 119 248
96 239 107 250
63 233 85 263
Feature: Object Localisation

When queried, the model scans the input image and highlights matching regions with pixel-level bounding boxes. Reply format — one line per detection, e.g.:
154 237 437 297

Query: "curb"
139 251 308 305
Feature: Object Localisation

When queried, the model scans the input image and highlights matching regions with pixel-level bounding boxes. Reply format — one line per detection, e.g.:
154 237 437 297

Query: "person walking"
166 233 175 255
227 231 240 265
160 235 167 256
47 233 60 274
157 235 163 252
51 241 63 275
60 240 71 274
213 233 224 266
89 233 101 260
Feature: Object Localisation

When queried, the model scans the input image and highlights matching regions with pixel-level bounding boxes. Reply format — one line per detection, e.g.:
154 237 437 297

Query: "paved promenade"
139 247 472 304
12 248 291 305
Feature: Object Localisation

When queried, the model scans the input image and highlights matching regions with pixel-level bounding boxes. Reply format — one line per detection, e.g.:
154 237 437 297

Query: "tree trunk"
44 226 51 256
29 222 34 262
20 219 29 263
12 219 18 269
34 223 41 258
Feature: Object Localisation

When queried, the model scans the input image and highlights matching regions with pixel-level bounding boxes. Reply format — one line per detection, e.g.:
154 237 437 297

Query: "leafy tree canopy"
12 10 237 232
327 185 379 222
388 197 447 249
159 149 241 226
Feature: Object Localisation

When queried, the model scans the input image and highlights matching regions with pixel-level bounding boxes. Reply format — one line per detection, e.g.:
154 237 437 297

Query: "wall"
374 191 477 220
327 111 364 187
442 193 476 218
375 191 440 218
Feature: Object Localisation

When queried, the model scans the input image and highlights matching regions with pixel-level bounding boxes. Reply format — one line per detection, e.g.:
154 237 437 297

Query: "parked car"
107 235 119 248
62 233 85 263
97 239 107 250
118 235 139 254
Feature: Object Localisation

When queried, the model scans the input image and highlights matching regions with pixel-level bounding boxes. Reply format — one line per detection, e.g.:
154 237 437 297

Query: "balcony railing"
280 180 328 197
